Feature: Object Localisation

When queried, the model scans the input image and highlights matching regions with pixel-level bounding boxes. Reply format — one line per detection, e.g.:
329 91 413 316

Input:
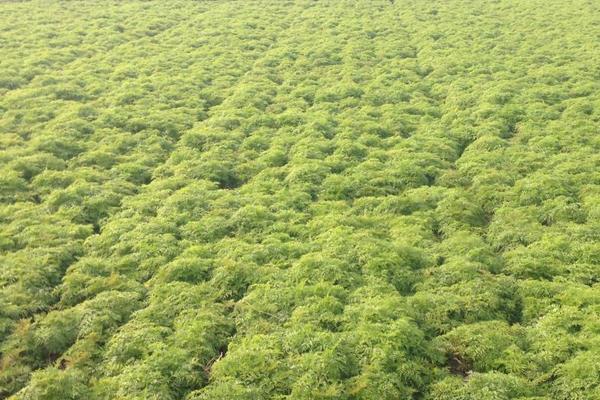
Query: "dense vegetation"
1 0 599 398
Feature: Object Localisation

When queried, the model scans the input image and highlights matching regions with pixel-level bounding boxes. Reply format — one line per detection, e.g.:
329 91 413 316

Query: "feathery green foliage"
1 0 599 399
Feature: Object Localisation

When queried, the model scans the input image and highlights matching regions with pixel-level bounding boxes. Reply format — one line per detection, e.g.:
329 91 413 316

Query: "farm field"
1 0 599 399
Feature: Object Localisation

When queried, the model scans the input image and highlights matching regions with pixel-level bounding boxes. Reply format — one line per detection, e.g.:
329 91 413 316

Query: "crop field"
1 0 599 399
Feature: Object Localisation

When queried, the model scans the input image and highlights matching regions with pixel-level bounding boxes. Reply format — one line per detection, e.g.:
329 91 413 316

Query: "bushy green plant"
1 0 598 398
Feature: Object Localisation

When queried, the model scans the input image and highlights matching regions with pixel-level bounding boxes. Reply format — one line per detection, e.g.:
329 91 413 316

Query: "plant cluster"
1 0 599 399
